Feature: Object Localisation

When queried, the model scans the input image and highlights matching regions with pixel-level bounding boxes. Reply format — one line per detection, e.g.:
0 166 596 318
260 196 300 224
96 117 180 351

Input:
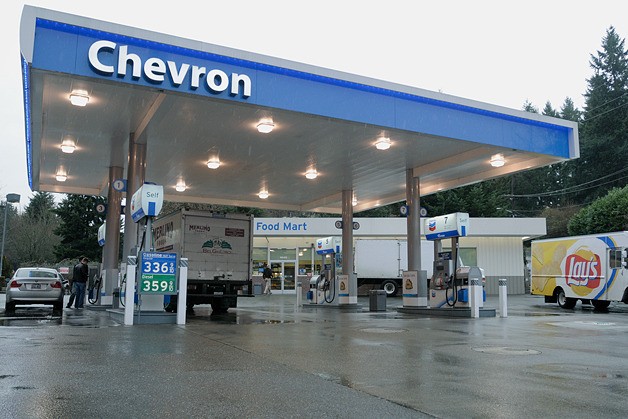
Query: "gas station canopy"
20 6 579 214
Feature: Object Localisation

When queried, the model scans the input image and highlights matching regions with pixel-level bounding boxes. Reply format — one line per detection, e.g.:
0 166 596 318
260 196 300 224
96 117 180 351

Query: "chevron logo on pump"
428 220 436 231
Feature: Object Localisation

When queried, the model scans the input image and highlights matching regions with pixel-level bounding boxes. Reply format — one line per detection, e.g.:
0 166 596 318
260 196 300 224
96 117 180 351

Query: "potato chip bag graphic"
561 246 601 296
531 242 569 294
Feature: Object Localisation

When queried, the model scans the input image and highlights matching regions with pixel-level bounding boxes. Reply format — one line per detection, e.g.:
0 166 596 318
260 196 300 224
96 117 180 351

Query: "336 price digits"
143 261 175 274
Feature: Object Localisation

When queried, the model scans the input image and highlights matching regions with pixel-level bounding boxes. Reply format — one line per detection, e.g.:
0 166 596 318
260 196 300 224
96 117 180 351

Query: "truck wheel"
381 280 398 297
591 300 610 310
211 303 228 313
556 288 576 309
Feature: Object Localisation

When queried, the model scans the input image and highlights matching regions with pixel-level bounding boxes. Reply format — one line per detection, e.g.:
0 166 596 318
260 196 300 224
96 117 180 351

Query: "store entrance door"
270 261 296 294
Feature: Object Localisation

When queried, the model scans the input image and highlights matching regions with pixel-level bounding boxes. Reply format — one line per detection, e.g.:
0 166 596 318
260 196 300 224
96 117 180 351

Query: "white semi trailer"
354 239 434 296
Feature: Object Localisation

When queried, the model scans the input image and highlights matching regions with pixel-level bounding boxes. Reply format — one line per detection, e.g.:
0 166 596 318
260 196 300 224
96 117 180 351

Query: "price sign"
139 252 177 294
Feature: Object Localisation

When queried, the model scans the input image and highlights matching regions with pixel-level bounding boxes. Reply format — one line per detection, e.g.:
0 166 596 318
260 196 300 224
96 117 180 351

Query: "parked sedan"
5 267 65 313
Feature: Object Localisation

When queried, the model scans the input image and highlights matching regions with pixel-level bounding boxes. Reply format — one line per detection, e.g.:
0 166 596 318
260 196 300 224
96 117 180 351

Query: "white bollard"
124 256 137 326
177 258 188 325
296 282 302 307
469 278 480 318
499 278 508 318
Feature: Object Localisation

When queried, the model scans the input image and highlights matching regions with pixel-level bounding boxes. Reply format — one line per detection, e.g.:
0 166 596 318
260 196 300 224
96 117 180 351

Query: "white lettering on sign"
88 40 252 98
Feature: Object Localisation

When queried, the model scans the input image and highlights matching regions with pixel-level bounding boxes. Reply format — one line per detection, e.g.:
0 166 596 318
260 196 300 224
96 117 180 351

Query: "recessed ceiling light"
69 90 89 107
490 153 505 167
375 137 391 150
352 198 358 206
305 168 318 179
207 157 221 169
175 181 186 192
60 136 76 153
258 190 269 199
55 172 67 182
257 118 274 134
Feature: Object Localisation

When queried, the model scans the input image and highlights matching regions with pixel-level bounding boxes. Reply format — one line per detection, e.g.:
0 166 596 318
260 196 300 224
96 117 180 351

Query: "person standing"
72 256 89 309
65 265 77 308
262 263 273 295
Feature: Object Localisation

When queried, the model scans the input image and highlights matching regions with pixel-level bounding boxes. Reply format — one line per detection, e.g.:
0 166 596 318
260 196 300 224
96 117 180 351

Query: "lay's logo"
564 248 601 289
428 220 436 232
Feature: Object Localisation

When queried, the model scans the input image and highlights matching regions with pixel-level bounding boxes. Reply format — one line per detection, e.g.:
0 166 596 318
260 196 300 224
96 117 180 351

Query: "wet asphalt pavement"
1 293 628 418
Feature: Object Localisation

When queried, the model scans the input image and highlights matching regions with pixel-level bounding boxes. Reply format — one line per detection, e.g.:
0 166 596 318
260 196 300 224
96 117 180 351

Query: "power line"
585 91 628 114
585 100 628 122
505 167 628 198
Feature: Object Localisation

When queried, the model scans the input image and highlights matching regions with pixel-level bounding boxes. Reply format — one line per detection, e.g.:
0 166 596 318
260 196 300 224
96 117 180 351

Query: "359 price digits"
141 279 175 293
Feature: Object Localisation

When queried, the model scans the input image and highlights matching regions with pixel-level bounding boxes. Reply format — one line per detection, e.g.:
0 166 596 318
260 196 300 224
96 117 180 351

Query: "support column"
101 165 124 303
406 170 427 306
122 133 146 260
406 170 421 271
341 189 357 305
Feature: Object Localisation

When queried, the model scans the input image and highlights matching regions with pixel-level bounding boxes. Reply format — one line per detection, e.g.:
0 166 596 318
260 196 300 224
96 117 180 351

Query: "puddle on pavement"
1 312 63 326
359 327 407 334
472 346 541 355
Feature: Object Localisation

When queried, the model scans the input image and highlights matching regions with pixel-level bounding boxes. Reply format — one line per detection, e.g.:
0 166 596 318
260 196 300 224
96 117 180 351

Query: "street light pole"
0 193 21 278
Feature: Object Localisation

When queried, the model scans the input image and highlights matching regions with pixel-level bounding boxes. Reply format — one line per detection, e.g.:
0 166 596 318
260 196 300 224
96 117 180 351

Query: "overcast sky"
2 0 627 208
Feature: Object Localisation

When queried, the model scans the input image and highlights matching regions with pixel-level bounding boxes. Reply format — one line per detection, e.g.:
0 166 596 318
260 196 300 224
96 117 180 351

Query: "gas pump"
307 237 341 305
126 183 165 312
426 212 485 309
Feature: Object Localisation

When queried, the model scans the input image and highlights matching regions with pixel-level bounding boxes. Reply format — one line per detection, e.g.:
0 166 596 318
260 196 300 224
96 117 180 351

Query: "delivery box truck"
531 232 628 309
153 209 253 312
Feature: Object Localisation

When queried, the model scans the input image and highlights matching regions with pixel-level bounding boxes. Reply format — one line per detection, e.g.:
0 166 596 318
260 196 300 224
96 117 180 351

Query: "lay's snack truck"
531 232 628 309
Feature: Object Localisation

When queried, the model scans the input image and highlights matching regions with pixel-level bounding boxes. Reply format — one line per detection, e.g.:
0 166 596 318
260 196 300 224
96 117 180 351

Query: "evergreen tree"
542 101 559 117
10 192 60 265
53 195 106 261
25 192 56 221
560 97 582 122
575 26 628 203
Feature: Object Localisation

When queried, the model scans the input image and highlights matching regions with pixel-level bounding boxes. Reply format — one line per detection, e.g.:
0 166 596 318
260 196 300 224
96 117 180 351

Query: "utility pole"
0 193 21 278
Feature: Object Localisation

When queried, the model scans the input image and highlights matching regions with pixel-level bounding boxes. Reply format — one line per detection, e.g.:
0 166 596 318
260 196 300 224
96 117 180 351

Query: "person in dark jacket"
262 263 273 295
72 256 89 309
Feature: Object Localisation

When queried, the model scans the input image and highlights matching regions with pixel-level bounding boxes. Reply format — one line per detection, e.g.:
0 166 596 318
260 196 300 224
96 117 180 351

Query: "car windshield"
15 269 57 279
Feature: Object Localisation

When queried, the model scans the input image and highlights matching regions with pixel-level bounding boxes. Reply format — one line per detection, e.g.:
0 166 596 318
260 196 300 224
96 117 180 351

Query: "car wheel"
591 300 610 310
556 288 576 309
5 301 16 313
381 280 398 297
53 301 63 312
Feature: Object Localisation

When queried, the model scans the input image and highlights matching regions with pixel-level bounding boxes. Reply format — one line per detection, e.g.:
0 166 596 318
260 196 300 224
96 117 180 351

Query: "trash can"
253 283 263 295
369 289 387 312
112 287 120 309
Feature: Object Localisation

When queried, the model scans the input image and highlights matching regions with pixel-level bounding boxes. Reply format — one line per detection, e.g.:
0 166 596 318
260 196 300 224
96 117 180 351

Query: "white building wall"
253 217 541 295
460 236 525 294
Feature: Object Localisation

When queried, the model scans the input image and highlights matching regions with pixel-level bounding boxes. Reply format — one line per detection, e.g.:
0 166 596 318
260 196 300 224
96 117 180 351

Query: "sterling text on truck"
531 232 628 309
153 210 253 312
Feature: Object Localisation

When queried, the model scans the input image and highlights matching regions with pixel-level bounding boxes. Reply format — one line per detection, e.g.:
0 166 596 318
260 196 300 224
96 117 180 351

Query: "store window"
252 247 268 275
297 247 313 274
443 247 478 266
270 248 296 260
